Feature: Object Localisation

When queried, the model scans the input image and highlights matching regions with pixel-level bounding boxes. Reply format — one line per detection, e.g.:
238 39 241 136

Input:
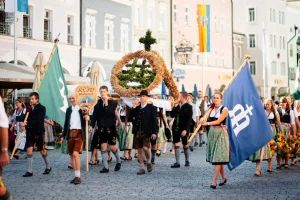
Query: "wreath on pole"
111 30 180 100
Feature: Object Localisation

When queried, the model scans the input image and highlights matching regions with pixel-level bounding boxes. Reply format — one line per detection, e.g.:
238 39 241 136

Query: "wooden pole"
85 119 89 172
10 112 29 160
188 58 249 144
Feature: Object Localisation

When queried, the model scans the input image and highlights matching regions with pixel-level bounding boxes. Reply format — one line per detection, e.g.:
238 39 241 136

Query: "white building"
286 0 300 93
233 0 289 99
132 0 171 68
0 0 81 75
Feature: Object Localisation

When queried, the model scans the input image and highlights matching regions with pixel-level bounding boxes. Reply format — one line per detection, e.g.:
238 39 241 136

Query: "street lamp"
175 38 194 65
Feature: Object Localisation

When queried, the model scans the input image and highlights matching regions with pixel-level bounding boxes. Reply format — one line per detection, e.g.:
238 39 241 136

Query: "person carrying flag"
201 92 229 189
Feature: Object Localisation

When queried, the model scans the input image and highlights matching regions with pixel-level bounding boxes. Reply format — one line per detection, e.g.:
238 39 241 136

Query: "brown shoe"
147 163 153 172
74 177 81 185
137 169 146 175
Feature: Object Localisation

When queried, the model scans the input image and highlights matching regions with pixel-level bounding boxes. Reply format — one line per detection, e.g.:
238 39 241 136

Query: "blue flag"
223 62 274 171
18 0 28 12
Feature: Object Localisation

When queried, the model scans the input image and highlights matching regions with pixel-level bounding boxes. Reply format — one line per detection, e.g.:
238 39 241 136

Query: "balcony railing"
67 35 73 45
0 23 10 35
44 30 51 42
23 27 32 39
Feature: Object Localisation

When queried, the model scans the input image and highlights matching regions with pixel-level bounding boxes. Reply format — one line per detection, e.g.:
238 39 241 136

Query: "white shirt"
266 110 278 120
209 106 228 119
0 97 8 128
196 99 202 115
70 105 82 130
141 103 147 109
191 103 200 122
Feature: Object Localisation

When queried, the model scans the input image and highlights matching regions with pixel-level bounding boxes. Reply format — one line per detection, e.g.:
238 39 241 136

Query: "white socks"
75 170 80 178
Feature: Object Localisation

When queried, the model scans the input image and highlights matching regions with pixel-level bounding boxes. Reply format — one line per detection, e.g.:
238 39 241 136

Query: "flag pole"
14 0 17 64
188 57 250 144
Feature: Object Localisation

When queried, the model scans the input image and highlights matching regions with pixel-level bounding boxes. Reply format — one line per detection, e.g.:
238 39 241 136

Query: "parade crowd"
1 86 300 200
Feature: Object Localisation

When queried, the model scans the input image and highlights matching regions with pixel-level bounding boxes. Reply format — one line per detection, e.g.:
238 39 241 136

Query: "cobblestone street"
3 145 300 200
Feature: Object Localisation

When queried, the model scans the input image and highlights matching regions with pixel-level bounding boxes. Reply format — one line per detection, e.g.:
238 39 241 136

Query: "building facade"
233 0 289 99
0 0 81 75
172 0 234 94
81 0 132 92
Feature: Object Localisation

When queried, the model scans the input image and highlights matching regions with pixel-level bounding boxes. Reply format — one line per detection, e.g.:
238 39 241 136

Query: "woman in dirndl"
249 98 284 175
292 100 300 165
10 98 27 159
276 97 296 169
120 106 134 160
201 92 229 189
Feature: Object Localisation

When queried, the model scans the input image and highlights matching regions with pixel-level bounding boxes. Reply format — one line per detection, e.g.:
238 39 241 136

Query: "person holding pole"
21 92 52 177
61 92 88 185
0 96 12 200
201 92 229 189
89 86 122 173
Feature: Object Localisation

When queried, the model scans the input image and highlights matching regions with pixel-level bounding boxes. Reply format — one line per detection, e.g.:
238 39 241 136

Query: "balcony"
67 35 73 45
23 27 32 39
0 23 10 35
44 30 51 42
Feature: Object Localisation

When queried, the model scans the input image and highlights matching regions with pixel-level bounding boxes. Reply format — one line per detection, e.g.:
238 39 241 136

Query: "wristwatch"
1 148 7 153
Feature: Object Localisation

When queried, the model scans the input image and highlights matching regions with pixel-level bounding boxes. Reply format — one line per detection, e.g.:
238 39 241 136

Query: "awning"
0 61 90 89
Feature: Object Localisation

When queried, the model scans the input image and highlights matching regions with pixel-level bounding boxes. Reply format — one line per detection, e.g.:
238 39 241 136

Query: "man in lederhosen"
21 92 52 177
62 92 88 184
171 92 193 168
89 86 122 173
131 90 158 175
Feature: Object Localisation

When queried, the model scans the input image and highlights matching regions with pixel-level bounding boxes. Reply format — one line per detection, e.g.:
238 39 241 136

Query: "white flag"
262 29 270 68
5 0 14 13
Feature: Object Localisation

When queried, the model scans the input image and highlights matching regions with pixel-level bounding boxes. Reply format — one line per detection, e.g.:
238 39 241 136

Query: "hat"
139 90 150 97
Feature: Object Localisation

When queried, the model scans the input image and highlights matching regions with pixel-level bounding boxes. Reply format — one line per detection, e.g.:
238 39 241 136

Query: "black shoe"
185 161 190 167
100 167 109 173
43 167 52 175
23 171 33 177
171 163 180 168
219 178 227 186
199 144 203 147
13 154 19 160
189 146 194 152
114 163 121 171
70 178 75 184
210 185 217 189
108 157 112 162
194 142 199 147
151 158 155 164
74 177 81 185
202 141 205 144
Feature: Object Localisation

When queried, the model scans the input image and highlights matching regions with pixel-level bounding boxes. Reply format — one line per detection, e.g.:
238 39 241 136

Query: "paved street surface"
3 144 300 200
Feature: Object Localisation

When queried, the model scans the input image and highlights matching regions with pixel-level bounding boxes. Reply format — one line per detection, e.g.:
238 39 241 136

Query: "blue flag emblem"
223 62 274 170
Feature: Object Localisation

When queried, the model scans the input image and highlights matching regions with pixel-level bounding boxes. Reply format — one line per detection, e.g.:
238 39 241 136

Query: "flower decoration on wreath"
111 29 180 100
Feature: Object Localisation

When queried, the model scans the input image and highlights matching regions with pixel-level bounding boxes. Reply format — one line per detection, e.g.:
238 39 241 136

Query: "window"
270 34 273 47
173 5 178 23
120 18 129 53
249 8 255 22
23 8 31 38
250 61 256 75
279 11 281 24
290 44 294 57
222 51 225 67
135 4 142 27
272 61 277 75
290 67 296 80
221 17 224 33
274 35 276 48
104 14 115 51
214 16 217 32
233 45 236 58
249 34 256 48
185 6 189 26
197 54 201 65
237 46 241 59
215 51 218 66
44 10 51 41
273 9 276 23
270 8 272 22
227 20 230 34
279 36 282 49
148 9 153 29
282 12 285 24
85 9 97 48
67 16 73 44
159 8 166 32
283 37 285 50
280 62 286 76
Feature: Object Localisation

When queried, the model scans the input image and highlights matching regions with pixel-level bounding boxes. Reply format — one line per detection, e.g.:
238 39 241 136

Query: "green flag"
37 45 70 126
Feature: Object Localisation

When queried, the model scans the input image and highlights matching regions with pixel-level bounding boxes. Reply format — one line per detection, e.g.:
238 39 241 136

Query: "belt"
70 129 81 131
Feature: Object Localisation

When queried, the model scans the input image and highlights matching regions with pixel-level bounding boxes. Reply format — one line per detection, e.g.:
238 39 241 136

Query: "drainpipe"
287 25 298 93
79 0 83 76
